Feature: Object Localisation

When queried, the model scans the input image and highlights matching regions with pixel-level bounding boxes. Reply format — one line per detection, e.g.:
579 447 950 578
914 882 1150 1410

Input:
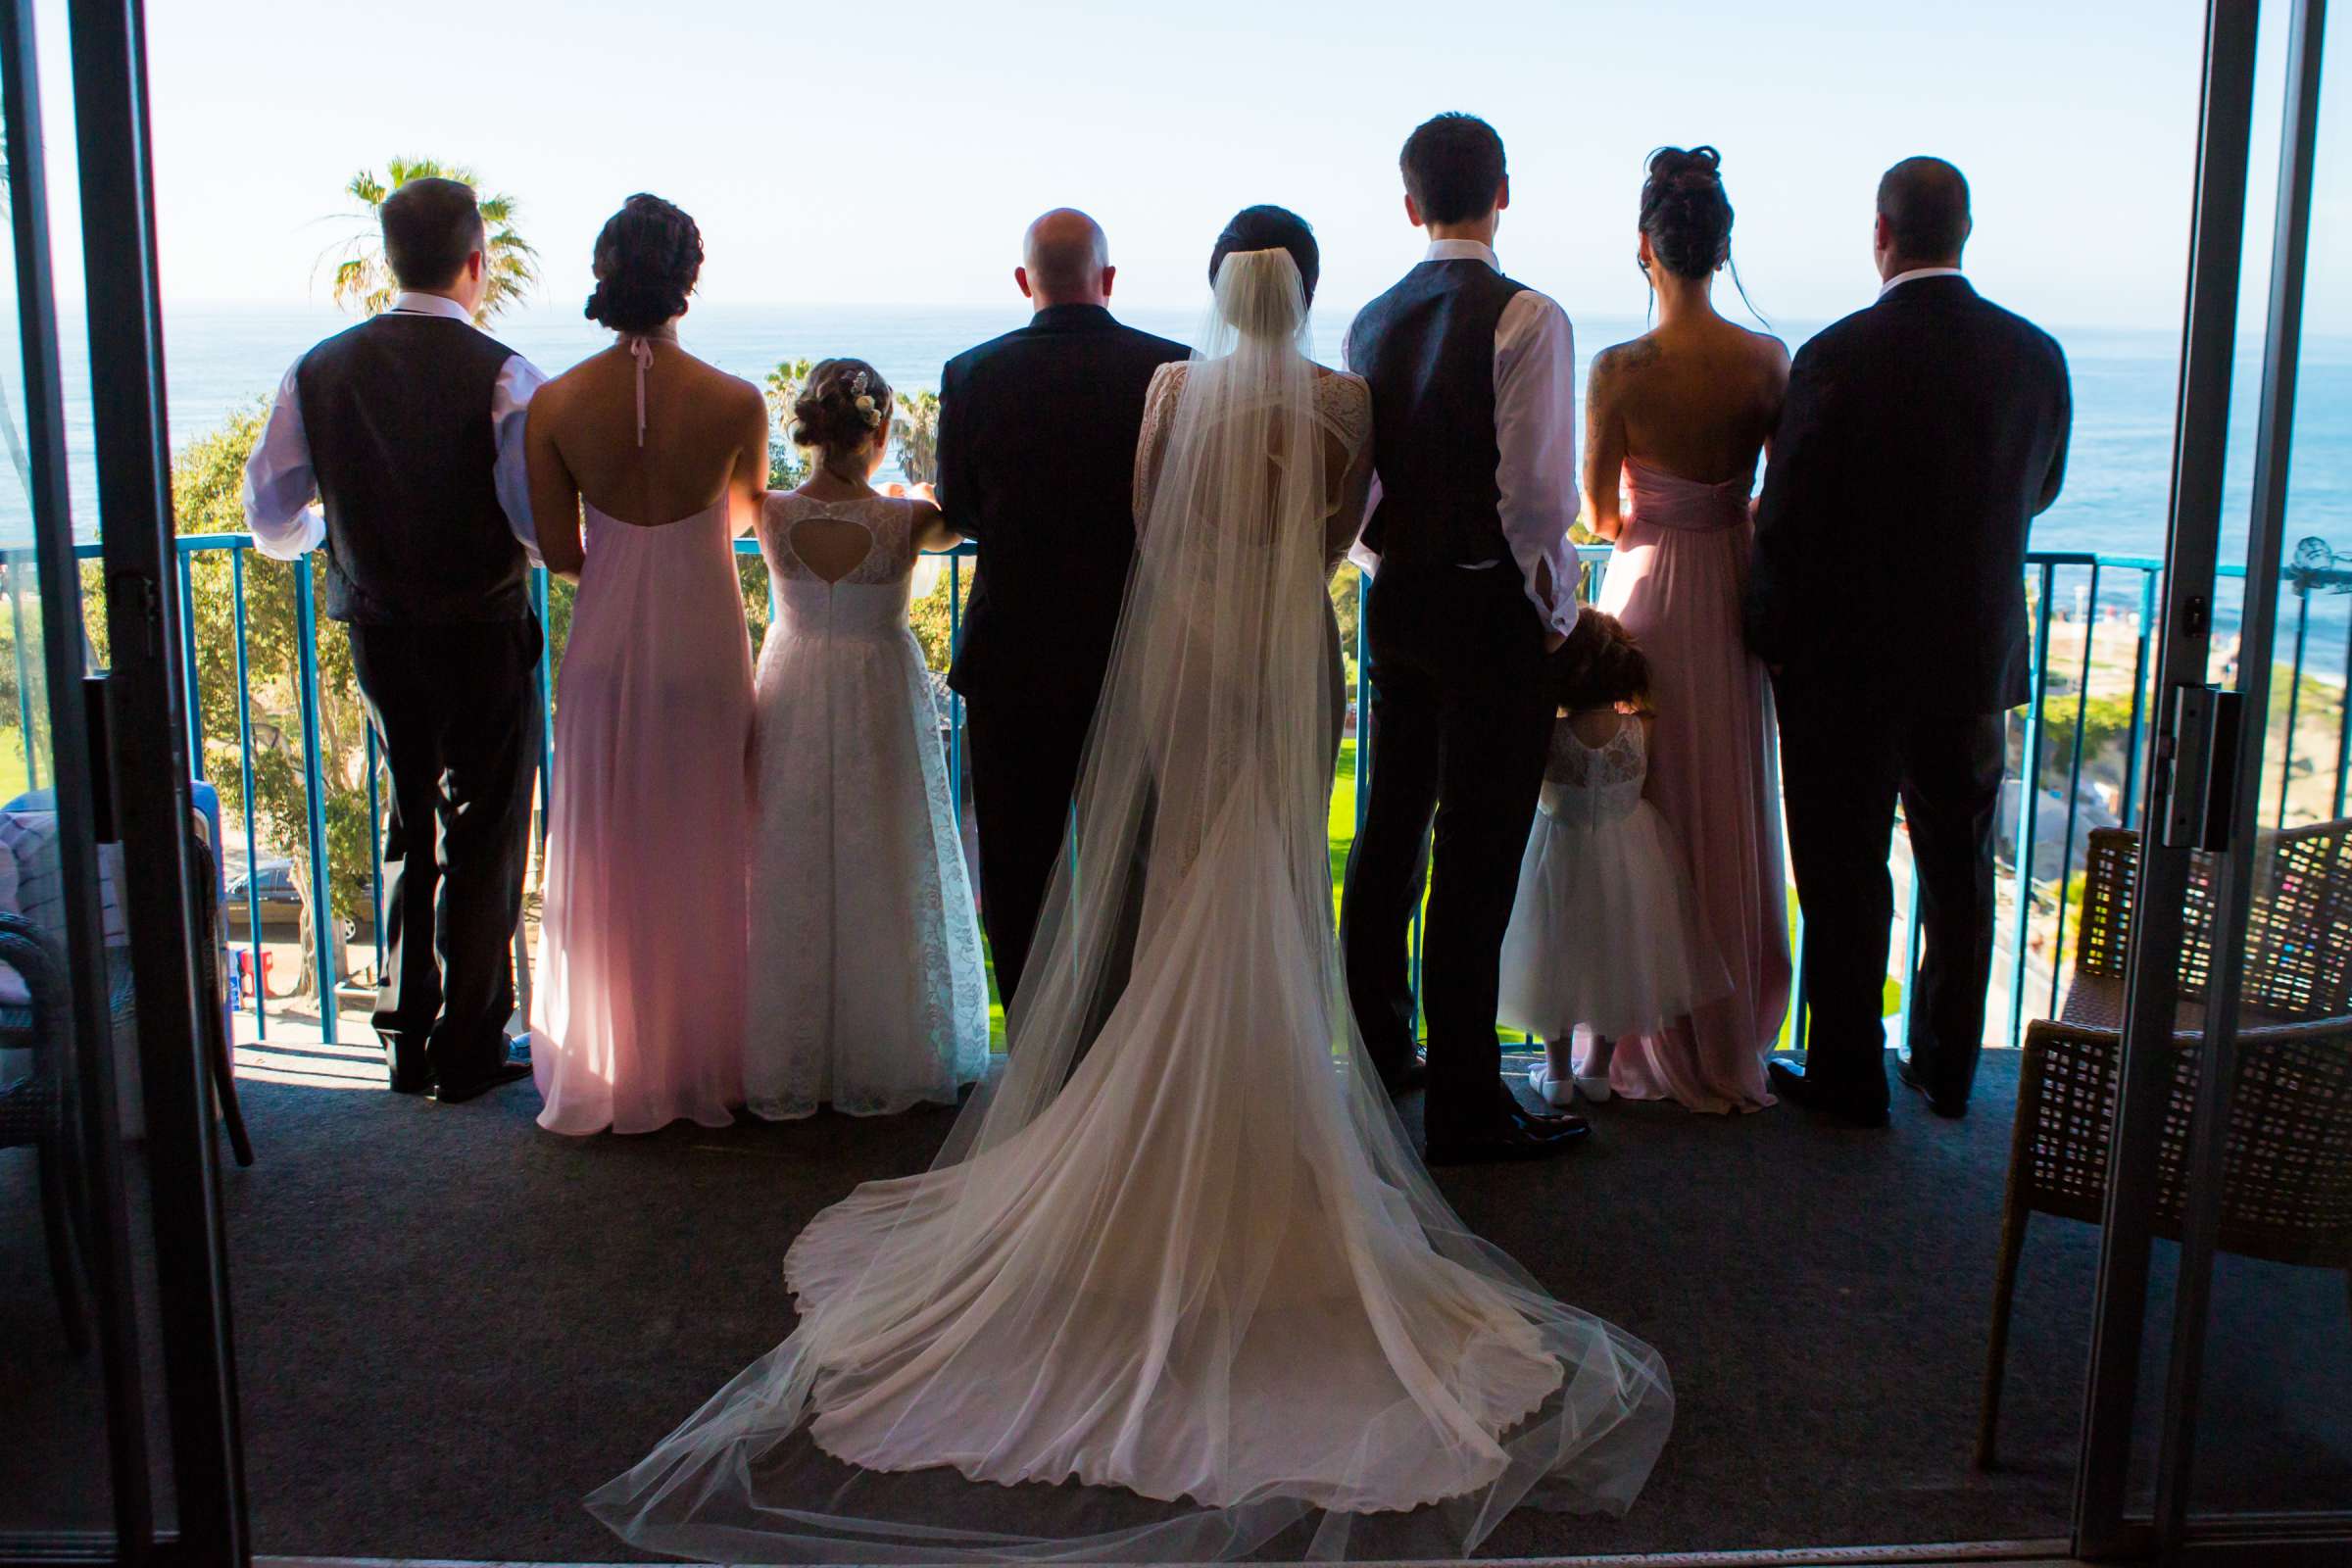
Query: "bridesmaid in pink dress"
523 195 770 1135
1581 147 1792 1113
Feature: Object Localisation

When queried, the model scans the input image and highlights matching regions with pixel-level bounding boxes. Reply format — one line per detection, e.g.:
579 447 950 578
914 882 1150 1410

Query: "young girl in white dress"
1499 610 1731 1107
743 358 990 1118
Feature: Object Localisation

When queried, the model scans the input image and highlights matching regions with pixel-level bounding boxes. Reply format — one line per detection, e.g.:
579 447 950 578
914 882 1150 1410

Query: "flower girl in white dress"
1499 611 1731 1107
744 358 990 1118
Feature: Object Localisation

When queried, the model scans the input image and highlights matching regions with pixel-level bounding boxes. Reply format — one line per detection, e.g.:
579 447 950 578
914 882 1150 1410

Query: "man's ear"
1494 176 1510 214
1014 265 1034 300
1100 264 1116 300
1403 191 1424 228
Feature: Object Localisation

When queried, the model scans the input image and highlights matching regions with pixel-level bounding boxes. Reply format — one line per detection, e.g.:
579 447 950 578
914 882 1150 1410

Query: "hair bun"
1650 144 1722 184
791 358 895 460
1638 145 1734 280
583 193 703 334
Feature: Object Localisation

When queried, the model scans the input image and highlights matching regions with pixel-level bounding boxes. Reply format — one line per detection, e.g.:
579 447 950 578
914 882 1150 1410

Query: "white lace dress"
743 491 990 1118
1498 710 1731 1041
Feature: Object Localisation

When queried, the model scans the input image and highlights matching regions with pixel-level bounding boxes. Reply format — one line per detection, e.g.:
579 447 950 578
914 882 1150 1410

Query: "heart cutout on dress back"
789 516 877 585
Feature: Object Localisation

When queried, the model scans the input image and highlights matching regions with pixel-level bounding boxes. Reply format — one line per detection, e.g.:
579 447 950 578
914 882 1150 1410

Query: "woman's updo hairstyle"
1638 146 1734 280
1552 610 1650 712
791 358 893 461
584 193 703 334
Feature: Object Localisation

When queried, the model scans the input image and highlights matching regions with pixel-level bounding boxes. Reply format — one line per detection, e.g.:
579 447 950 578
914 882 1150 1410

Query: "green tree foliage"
325 158 538 324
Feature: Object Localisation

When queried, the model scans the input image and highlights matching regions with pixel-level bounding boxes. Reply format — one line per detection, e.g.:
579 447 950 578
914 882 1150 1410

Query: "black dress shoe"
384 1043 430 1096
429 1059 532 1103
1767 1058 1889 1129
1381 1054 1429 1098
1895 1056 1967 1119
1503 1098 1590 1138
1426 1116 1590 1166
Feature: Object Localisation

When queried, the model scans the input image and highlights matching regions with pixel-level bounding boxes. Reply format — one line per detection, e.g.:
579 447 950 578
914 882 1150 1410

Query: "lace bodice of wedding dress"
1134 362 1373 542
1540 712 1649 832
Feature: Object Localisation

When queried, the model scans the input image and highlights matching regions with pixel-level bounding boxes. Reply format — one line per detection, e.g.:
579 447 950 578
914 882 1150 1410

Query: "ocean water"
34 300 2352 646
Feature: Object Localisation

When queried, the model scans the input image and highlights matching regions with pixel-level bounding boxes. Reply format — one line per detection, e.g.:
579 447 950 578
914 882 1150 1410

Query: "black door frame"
0 0 245 1562
2078 0 2343 1561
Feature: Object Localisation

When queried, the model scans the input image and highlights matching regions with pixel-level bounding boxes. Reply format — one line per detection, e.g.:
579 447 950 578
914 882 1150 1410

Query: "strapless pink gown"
532 500 755 1135
1592 458 1791 1112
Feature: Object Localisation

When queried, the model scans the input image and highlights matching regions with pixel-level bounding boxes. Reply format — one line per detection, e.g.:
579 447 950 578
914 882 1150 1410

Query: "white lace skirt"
743 623 990 1118
1499 801 1733 1041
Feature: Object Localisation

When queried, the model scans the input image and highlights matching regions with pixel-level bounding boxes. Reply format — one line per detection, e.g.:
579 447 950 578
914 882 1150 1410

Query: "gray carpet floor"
8 1048 2348 1558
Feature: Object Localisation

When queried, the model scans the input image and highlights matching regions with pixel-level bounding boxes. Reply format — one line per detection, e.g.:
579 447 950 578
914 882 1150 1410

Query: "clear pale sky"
29 0 2352 332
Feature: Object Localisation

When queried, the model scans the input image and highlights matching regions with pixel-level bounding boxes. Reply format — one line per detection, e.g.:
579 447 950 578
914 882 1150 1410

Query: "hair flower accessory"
851 369 883 428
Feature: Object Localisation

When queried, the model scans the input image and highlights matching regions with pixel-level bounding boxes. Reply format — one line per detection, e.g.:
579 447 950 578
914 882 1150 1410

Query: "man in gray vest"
244 176 543 1103
1342 113 1584 1163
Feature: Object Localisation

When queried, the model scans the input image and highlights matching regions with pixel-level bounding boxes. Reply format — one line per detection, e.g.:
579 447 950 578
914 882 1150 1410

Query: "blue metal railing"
29 533 2340 1054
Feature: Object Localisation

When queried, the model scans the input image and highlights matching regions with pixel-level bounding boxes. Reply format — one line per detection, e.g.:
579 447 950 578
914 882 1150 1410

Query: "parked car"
224 858 374 944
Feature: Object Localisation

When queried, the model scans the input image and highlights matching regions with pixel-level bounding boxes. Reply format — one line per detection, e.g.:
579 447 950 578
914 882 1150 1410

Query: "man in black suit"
937 210 1189 1015
1746 157 2072 1127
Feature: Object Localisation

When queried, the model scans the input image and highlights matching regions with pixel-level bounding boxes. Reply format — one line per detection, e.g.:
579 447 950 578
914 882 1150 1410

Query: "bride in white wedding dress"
589 210 1674 1563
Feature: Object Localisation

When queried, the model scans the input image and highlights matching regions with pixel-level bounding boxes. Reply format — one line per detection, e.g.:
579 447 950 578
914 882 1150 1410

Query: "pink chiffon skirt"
532 503 754 1135
1591 461 1791 1112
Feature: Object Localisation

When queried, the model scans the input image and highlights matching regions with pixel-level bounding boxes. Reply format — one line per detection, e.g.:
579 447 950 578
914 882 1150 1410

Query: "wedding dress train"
590 249 1672 1562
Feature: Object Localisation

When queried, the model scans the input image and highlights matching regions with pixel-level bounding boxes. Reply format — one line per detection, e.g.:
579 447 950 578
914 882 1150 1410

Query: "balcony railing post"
229 549 264 1037
2121 567 2159 832
292 556 338 1044
2048 563 2100 1015
2334 610 2352 821
531 566 553 845
2278 591 2312 828
175 544 203 782
949 550 963 824
2007 563 2059 1048
6 553 35 792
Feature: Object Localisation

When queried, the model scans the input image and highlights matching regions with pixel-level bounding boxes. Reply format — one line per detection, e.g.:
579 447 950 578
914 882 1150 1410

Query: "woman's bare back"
1605 318 1786 482
538 340 766 526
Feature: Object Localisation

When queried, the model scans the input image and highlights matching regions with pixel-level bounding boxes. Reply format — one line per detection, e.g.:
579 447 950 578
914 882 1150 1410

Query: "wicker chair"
1977 820 2352 1468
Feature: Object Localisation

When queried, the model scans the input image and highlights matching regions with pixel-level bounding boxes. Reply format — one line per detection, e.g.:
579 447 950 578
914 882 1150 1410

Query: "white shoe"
1526 1062 1578 1108
1574 1072 1613 1104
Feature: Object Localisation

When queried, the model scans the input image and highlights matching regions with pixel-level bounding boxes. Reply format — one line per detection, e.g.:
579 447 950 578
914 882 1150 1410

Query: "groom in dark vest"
938 210 1189 1015
243 175 545 1103
1343 114 1586 1163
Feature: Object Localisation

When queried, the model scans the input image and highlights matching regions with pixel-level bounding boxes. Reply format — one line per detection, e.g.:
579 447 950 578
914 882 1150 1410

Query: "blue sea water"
37 300 2352 646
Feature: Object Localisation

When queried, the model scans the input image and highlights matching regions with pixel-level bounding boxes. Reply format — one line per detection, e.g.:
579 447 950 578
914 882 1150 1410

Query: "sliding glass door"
2078 0 2351 1559
0 0 242 1561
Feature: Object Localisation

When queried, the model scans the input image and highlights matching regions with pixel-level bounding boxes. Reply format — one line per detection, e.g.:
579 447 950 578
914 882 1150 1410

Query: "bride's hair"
584 193 703 334
1553 610 1650 711
1209 206 1319 311
1639 147 1733 279
791 358 893 462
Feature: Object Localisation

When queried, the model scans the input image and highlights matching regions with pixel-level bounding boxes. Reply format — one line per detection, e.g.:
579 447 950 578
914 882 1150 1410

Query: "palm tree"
323 158 538 324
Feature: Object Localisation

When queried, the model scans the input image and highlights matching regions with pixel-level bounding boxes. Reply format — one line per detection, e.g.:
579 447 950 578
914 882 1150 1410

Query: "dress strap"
625 335 654 448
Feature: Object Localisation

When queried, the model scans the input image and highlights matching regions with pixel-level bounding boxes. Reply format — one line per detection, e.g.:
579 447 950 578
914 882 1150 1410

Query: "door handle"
2158 682 2243 852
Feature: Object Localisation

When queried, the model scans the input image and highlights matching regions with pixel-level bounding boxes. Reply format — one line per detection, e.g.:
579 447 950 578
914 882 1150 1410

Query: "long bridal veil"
588 249 1674 1563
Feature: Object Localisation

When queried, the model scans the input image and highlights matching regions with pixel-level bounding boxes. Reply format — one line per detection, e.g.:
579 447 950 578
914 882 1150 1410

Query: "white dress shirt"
1348 238 1580 638
242 290 546 565
1878 265 1965 299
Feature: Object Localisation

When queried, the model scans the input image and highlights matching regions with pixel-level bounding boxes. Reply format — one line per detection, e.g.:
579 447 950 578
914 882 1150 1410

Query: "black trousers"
347 616 543 1088
963 691 1097 1017
1776 678 2006 1117
1341 564 1554 1144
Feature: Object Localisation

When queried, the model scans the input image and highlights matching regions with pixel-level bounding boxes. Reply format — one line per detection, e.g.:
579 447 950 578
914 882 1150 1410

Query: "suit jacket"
938 304 1191 708
1745 275 2071 712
